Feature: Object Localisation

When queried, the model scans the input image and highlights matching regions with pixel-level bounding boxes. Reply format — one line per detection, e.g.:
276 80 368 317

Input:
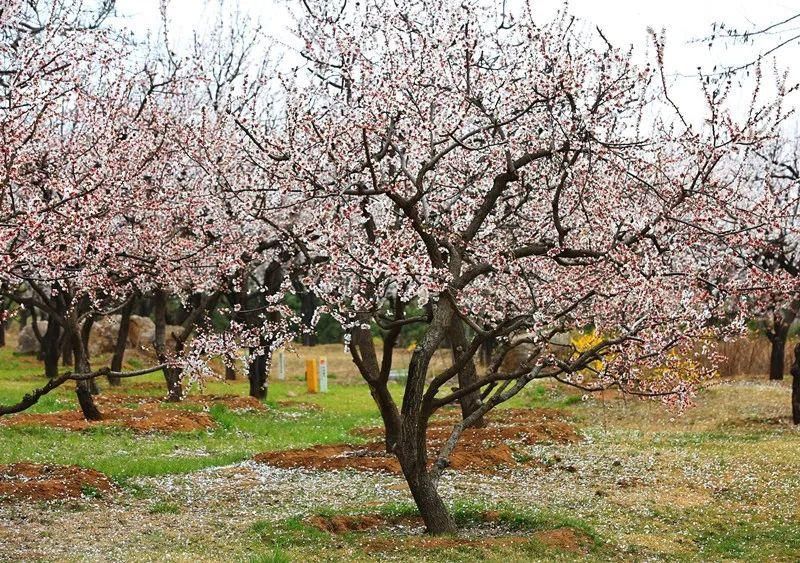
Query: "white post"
277 349 286 380
318 356 328 392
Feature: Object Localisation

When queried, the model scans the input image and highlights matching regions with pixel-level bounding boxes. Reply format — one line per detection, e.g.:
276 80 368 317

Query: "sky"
113 0 800 125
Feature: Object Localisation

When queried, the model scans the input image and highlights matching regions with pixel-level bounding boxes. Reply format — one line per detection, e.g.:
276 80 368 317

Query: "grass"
1 337 800 561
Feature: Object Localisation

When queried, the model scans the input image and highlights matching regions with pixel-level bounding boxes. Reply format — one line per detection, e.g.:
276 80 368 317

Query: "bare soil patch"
0 393 269 433
533 527 593 554
361 535 530 552
255 408 578 474
1 405 215 433
307 513 419 533
0 463 114 502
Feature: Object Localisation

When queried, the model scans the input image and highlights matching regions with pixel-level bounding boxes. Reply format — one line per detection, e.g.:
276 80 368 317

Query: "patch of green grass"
0 356 386 480
148 500 182 515
451 500 599 540
696 520 800 560
80 485 102 499
247 550 291 563
249 517 329 549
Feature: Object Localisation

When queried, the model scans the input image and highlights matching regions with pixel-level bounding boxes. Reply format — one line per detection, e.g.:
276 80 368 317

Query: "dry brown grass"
704 335 797 378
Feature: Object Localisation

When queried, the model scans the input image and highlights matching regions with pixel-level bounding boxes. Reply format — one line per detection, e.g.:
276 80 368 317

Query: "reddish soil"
0 463 115 502
308 512 590 554
533 527 592 553
0 393 268 433
1 406 216 433
254 408 578 475
183 394 267 412
307 514 417 533
94 393 266 412
362 536 529 551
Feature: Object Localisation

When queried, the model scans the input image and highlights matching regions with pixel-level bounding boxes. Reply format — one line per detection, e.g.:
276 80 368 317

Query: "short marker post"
318 357 328 393
305 359 319 393
277 349 286 381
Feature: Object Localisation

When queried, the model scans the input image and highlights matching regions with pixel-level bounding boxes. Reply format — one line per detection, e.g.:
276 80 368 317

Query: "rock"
17 314 182 358
88 316 120 356
15 321 48 354
127 315 155 349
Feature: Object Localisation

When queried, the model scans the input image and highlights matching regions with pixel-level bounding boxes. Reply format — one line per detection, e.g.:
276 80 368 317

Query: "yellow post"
305 359 319 393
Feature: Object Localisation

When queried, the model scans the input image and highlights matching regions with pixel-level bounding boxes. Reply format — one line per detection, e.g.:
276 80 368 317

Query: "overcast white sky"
113 0 800 124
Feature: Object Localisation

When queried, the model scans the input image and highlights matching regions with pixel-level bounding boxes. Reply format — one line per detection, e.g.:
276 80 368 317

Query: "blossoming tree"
235 0 784 533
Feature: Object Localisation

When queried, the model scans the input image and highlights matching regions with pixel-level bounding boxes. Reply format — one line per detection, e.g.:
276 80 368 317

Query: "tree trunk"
350 326 401 452
792 343 800 425
109 299 134 385
80 317 99 395
248 351 267 400
72 332 102 421
769 324 789 381
446 321 485 427
400 457 456 534
42 317 61 379
153 290 182 401
61 335 73 366
398 303 458 534
225 364 237 381
395 404 456 534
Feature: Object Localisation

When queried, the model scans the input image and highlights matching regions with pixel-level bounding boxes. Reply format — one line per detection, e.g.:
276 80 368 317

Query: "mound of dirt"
96 393 266 412
2 404 215 433
307 514 408 533
0 463 115 502
308 512 590 554
255 408 578 475
184 395 267 412
254 444 401 473
0 393 271 433
533 527 592 554
362 536 529 552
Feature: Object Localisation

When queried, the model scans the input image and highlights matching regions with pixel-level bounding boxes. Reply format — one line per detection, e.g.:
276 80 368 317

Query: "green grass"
0 345 390 480
247 502 603 561
2 343 800 561
149 500 182 514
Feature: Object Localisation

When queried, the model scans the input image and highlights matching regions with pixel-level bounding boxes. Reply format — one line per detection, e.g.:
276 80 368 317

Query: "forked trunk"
769 325 789 381
80 317 99 395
